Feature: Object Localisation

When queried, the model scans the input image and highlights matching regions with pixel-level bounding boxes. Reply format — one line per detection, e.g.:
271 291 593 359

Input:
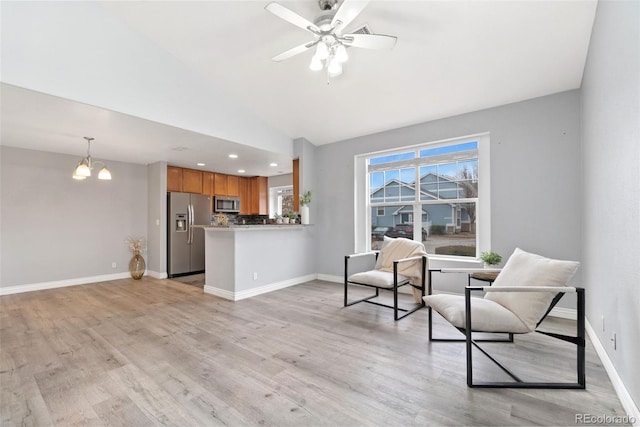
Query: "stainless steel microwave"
214 196 240 213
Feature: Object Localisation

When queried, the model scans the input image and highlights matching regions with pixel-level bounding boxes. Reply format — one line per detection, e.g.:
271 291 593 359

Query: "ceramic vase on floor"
129 250 145 279
300 205 309 225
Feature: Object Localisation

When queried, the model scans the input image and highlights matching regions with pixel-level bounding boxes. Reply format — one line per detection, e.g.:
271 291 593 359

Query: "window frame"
354 133 491 260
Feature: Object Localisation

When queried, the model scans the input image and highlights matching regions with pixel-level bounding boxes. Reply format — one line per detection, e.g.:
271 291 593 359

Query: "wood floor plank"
0 278 631 426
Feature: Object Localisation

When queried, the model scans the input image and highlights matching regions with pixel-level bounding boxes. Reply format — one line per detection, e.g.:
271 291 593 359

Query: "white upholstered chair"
344 237 428 320
424 248 585 388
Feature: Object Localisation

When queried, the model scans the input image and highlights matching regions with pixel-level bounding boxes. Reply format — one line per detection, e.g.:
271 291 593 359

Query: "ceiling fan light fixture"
266 0 397 78
309 56 323 71
314 41 329 60
335 44 348 63
327 55 343 76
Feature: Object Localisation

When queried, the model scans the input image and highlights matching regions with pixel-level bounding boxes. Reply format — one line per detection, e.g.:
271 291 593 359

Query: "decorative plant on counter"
125 237 146 280
299 190 312 206
288 211 298 223
299 190 311 225
480 251 502 266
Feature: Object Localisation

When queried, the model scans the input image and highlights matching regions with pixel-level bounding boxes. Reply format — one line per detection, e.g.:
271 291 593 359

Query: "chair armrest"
393 255 426 264
345 251 380 259
468 286 577 293
440 268 502 273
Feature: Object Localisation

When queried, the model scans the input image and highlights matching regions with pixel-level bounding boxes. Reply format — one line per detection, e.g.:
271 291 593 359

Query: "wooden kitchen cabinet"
238 177 250 215
167 167 266 214
293 158 300 212
227 175 239 197
250 176 268 215
167 166 183 192
182 168 203 194
214 173 228 196
202 172 214 195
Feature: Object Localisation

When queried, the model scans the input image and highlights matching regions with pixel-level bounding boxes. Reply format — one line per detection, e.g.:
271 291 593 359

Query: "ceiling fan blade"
265 2 319 34
331 0 370 32
272 41 318 62
342 33 397 50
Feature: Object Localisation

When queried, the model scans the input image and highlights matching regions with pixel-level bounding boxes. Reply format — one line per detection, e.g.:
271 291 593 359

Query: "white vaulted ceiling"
0 1 597 175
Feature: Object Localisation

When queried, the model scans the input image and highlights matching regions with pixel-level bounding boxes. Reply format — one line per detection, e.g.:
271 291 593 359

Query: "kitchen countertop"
200 224 306 231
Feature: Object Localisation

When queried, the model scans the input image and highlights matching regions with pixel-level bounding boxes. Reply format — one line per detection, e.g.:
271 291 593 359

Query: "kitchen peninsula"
202 225 315 301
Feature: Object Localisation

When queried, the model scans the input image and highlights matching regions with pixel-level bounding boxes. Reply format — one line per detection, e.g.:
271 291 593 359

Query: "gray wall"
315 91 582 287
581 0 639 409
147 161 167 277
0 146 148 287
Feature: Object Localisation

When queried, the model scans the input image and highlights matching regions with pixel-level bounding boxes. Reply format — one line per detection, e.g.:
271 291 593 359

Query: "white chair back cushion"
485 248 579 331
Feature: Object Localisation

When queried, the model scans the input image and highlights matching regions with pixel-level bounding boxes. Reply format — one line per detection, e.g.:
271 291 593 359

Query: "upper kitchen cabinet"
167 166 183 192
214 173 228 196
167 166 267 214
238 177 250 215
203 172 214 196
227 175 239 197
182 169 203 194
250 176 268 215
167 166 204 194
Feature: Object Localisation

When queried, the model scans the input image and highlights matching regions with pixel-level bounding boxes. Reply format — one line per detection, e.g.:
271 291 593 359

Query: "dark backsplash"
234 215 269 225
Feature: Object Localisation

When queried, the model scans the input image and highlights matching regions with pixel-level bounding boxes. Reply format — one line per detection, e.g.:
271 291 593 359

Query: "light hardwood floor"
0 278 629 426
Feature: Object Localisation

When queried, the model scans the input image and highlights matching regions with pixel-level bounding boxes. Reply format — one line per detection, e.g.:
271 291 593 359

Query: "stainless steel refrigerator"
168 192 211 277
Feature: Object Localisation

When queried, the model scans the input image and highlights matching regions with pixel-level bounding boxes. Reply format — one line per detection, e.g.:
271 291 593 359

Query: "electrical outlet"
253 272 258 280
112 262 117 268
156 219 160 226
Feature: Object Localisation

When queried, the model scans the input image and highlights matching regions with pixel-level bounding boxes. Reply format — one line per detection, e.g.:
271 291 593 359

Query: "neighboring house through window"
354 133 491 258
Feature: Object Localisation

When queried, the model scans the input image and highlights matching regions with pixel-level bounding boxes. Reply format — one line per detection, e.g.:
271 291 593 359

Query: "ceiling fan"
265 0 397 77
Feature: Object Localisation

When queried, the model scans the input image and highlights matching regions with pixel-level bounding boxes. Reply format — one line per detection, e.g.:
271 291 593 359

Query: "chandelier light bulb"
309 56 323 71
72 172 86 180
75 161 91 177
335 44 348 63
98 167 112 180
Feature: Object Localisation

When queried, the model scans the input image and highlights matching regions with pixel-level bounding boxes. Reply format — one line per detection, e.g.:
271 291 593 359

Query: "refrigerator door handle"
188 204 194 244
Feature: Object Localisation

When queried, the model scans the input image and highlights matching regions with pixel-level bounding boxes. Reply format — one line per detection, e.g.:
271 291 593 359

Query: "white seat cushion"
485 248 579 331
423 294 530 333
348 270 410 289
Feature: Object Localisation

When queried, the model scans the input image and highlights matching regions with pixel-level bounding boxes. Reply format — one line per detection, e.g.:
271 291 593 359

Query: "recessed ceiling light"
197 163 205 167
229 154 238 159
237 169 245 173
270 163 278 167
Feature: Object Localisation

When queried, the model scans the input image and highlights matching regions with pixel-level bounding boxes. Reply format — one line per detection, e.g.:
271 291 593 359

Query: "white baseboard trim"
146 270 168 279
204 274 318 301
585 319 640 426
0 272 132 296
316 273 342 283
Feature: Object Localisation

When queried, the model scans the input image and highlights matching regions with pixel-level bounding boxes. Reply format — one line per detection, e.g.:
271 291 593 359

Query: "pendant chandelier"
72 137 112 180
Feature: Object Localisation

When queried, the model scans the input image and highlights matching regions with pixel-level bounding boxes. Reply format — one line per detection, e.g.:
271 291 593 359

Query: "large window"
357 134 490 258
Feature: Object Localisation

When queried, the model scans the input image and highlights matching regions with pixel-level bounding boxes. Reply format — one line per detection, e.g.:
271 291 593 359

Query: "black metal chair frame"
427 270 585 389
344 252 427 321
